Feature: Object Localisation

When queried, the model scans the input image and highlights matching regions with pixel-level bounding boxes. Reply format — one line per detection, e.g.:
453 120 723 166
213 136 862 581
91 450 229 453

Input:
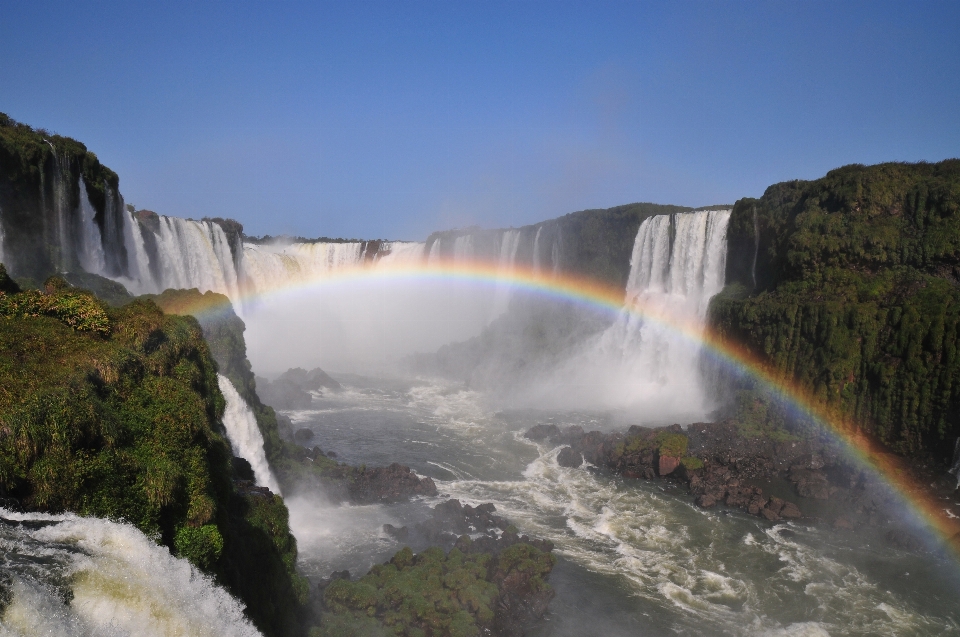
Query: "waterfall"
544 209 731 417
0 509 262 637
120 209 156 292
142 217 241 299
75 178 106 275
950 438 960 490
608 209 730 389
0 204 5 268
491 230 522 317
240 240 426 302
217 374 281 494
532 227 543 273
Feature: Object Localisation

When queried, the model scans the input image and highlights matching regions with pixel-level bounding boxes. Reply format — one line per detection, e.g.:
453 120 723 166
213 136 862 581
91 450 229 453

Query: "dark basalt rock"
348 463 438 503
524 421 811 524
383 523 409 540
293 427 314 444
524 424 560 441
557 446 582 468
231 457 255 481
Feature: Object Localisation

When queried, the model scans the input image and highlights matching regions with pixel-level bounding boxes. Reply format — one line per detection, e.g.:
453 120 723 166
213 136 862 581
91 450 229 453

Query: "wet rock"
524 424 560 441
231 456 255 481
383 523 409 540
317 570 351 590
349 463 438 503
294 428 314 444
885 528 921 551
696 494 717 508
557 446 582 468
780 502 802 519
766 497 785 516
789 467 833 500
658 455 680 476
761 507 780 521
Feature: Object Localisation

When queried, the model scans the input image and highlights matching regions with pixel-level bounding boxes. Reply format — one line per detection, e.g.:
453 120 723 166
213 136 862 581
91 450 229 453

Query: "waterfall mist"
521 209 732 421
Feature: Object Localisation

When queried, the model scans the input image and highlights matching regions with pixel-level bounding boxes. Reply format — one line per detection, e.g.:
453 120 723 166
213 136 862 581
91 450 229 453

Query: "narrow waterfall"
75 178 107 275
120 208 156 291
217 374 282 494
491 229 522 317
950 438 960 489
532 227 542 273
0 509 262 637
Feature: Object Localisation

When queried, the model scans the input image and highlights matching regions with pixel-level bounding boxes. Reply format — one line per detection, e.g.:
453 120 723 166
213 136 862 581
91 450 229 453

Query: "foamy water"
0 510 261 637
284 375 960 637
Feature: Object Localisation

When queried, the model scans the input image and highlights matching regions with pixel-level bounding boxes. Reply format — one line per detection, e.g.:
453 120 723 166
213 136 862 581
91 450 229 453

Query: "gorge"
1 113 960 636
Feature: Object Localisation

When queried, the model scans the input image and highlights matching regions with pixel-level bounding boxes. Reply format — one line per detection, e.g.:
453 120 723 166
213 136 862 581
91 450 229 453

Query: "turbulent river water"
284 375 960 637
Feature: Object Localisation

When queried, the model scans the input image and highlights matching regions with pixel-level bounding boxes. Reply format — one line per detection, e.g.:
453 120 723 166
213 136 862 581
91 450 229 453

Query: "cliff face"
0 114 130 281
0 274 307 637
711 160 960 457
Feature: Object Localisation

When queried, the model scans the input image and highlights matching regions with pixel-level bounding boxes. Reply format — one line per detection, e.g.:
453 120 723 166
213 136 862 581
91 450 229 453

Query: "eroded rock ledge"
524 420 956 534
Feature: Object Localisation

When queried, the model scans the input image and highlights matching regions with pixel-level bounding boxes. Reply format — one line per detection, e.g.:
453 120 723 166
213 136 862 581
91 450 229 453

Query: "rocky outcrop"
348 463 438 503
256 367 342 411
713 160 960 461
315 500 556 637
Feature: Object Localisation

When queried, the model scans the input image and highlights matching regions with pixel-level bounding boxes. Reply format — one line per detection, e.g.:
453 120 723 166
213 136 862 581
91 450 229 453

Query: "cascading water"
143 217 241 299
217 374 282 494
603 210 730 403
534 210 731 417
240 240 424 300
491 230 522 316
0 509 261 637
950 437 960 490
75 178 106 275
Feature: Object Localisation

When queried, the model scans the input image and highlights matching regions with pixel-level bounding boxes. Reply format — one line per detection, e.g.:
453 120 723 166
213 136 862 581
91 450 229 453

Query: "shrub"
174 524 224 569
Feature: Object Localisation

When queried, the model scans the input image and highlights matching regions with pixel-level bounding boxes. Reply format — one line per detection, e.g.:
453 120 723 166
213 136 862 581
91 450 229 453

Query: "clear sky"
2 1 958 240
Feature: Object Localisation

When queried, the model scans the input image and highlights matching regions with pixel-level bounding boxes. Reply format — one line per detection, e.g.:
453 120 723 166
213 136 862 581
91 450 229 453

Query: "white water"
147 217 241 298
526 210 731 418
119 209 155 292
239 240 425 302
0 509 261 637
491 230 522 316
285 377 960 637
218 374 281 494
75 178 106 275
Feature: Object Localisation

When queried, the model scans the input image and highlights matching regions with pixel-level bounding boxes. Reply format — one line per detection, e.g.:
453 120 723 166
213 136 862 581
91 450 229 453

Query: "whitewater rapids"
0 509 261 637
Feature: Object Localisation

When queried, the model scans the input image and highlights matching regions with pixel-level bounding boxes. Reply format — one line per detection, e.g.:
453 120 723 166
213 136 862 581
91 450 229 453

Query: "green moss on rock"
712 160 960 456
316 542 555 637
0 287 306 636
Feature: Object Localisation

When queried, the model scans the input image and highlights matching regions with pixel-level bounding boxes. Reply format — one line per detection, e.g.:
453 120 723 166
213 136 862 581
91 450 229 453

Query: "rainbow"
161 257 960 560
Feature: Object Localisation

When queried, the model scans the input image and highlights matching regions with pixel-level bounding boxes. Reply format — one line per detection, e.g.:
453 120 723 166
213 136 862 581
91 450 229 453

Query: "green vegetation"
0 278 306 636
0 275 110 334
680 456 704 471
613 430 689 459
314 543 555 637
712 160 960 456
148 287 359 491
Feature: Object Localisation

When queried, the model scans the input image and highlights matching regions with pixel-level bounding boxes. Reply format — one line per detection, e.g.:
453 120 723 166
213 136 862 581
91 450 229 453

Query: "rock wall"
711 160 960 457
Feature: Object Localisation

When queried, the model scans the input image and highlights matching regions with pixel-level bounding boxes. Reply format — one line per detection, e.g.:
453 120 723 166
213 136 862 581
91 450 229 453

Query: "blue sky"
2 1 958 239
